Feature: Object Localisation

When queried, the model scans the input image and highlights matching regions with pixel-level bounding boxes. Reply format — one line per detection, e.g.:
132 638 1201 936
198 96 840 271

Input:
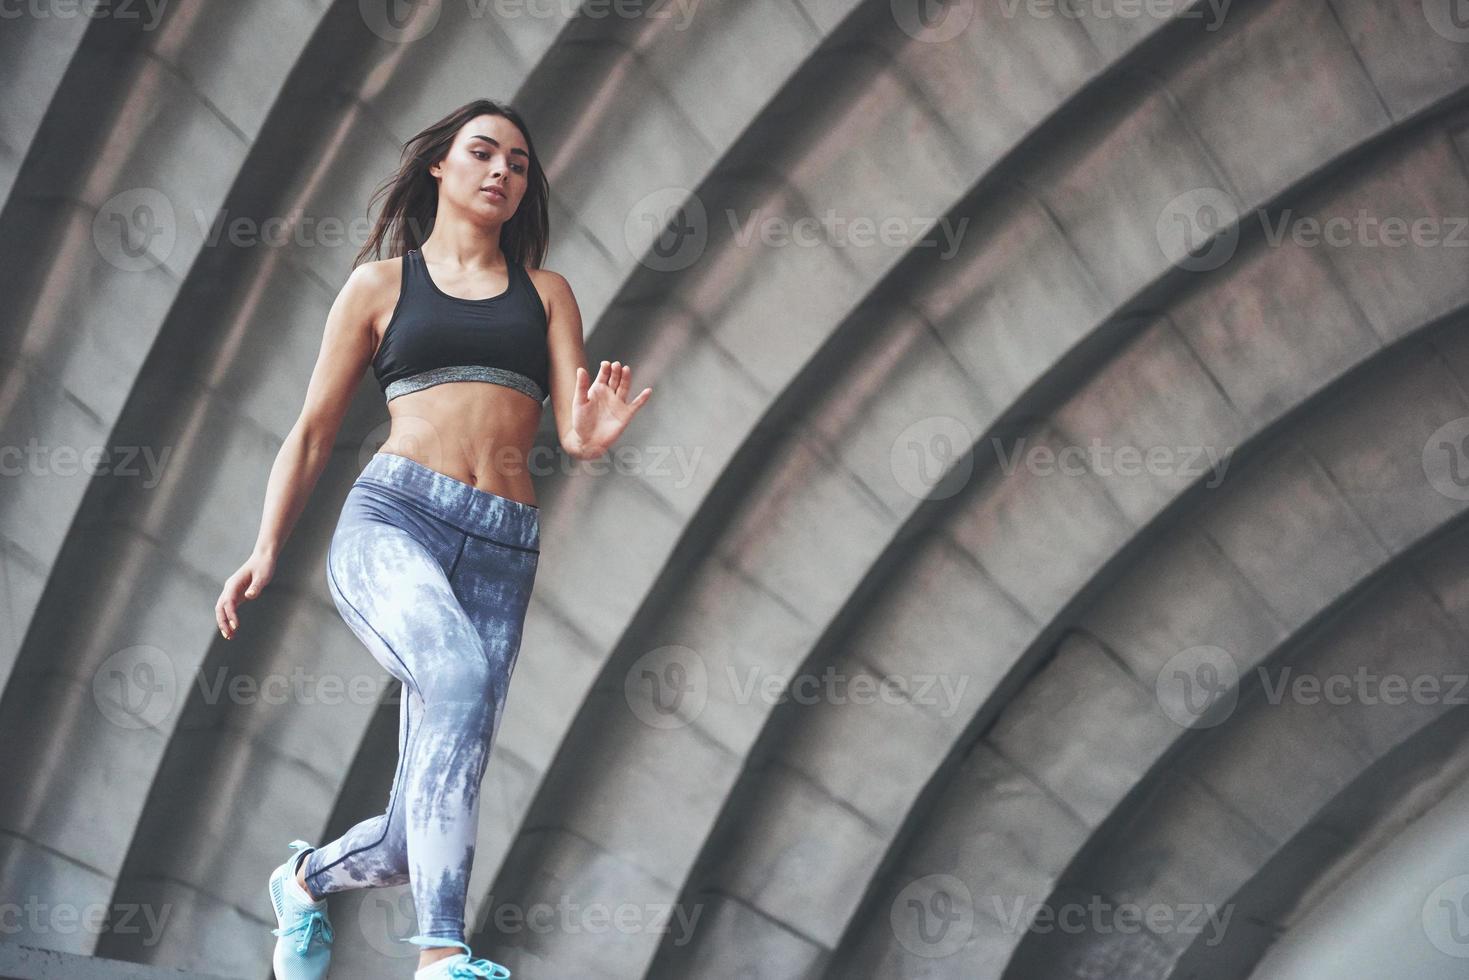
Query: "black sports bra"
371 248 551 405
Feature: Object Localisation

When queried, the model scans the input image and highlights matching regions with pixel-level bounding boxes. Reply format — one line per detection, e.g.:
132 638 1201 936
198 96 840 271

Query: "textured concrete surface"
3 0 1468 978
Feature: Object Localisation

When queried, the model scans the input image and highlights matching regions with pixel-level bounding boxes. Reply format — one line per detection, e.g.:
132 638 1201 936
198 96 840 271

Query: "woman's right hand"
215 552 276 640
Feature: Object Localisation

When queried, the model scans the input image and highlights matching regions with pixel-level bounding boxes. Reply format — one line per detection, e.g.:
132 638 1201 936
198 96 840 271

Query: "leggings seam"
326 534 423 704
461 528 539 555
447 533 468 580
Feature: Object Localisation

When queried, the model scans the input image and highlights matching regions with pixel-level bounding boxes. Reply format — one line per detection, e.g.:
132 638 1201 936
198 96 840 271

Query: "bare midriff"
379 381 544 506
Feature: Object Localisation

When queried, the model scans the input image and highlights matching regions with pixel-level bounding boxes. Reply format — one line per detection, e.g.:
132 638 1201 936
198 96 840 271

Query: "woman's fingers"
216 570 253 639
217 590 237 639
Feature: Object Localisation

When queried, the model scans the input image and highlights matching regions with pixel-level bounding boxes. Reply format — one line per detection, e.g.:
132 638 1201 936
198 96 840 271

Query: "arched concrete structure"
2 1 1468 978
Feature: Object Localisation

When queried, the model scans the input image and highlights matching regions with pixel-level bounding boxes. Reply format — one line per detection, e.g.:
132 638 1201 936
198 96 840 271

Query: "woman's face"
431 113 530 223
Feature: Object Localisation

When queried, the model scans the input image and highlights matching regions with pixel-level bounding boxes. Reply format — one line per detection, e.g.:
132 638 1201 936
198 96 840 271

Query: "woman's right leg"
298 485 497 952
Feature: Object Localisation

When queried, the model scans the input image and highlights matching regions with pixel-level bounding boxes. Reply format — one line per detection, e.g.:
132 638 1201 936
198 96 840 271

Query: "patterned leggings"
301 451 539 947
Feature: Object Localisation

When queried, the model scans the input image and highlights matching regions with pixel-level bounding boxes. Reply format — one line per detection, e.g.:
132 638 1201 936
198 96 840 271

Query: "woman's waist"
351 451 540 551
373 441 537 505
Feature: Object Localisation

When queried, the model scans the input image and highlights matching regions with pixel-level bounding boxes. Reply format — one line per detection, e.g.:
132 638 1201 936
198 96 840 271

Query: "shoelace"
447 956 511 979
273 908 334 955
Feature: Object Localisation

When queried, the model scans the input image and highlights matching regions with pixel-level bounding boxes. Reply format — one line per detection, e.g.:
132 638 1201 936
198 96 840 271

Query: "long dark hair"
353 100 550 270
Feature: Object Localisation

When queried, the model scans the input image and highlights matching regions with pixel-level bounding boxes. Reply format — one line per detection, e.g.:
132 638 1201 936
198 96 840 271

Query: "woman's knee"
419 654 500 707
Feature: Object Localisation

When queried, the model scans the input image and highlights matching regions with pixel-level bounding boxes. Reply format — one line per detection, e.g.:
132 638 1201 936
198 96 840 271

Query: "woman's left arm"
537 268 653 460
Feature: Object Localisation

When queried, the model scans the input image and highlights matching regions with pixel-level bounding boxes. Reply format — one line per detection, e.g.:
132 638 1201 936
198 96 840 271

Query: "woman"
213 100 652 980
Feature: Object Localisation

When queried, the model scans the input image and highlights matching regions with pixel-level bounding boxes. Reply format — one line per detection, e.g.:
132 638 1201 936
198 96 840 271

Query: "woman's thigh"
326 486 489 703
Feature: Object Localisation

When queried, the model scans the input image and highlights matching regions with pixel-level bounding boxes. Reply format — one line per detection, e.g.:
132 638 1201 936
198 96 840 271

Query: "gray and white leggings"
301 450 539 947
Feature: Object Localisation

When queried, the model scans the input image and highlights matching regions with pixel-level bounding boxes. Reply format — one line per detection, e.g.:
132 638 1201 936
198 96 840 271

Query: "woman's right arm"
214 260 387 640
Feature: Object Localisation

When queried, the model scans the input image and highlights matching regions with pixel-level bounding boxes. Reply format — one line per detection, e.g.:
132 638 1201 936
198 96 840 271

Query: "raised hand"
568 360 652 458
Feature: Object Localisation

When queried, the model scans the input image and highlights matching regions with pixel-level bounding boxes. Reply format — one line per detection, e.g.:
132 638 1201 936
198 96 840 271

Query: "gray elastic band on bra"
384 365 546 404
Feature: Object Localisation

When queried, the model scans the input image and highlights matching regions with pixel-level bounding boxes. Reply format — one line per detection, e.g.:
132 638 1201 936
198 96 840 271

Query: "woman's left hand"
568 360 652 458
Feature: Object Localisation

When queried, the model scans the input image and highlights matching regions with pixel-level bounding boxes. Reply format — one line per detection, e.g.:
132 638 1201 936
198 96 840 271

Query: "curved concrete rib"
0 9 89 211
1004 500 1469 978
1171 665 1469 976
640 4 1469 976
1229 706 1469 980
828 303 1469 976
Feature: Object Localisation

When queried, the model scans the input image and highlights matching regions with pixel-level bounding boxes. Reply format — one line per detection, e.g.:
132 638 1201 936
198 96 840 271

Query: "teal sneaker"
268 839 333 979
405 935 511 979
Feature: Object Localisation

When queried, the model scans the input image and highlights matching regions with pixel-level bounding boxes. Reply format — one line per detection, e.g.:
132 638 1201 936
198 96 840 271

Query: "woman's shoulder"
523 265 573 307
524 265 569 317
